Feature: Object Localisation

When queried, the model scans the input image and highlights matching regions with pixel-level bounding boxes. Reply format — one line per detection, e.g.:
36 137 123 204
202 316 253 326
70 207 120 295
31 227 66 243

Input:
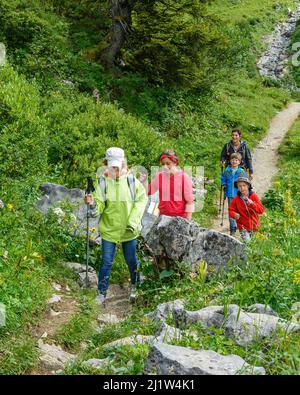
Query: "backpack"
98 173 136 203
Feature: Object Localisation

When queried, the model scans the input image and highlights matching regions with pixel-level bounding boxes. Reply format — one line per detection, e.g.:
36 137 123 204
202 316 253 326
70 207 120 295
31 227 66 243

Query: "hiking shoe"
129 285 137 303
95 292 106 306
230 230 237 236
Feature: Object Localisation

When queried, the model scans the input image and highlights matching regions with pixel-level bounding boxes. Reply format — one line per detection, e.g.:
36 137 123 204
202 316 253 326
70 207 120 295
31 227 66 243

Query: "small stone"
49 309 63 317
52 283 62 292
47 295 62 304
82 358 110 369
41 332 48 338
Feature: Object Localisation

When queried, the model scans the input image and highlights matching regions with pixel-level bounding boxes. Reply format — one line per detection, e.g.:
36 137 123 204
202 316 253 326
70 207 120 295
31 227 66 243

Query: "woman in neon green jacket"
85 147 148 305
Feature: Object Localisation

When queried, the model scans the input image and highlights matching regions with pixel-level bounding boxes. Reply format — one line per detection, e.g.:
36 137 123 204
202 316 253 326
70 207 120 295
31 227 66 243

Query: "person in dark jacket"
220 129 253 180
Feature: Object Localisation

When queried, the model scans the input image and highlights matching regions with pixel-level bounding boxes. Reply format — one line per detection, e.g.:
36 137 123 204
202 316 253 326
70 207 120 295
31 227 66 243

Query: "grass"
1 0 300 375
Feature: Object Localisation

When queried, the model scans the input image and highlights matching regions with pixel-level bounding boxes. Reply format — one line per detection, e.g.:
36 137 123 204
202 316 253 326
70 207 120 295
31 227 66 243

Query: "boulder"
147 302 300 346
36 182 100 242
62 262 98 288
144 343 265 375
223 305 300 346
146 299 185 325
155 322 198 343
38 340 76 371
184 306 224 328
245 304 278 316
143 216 244 272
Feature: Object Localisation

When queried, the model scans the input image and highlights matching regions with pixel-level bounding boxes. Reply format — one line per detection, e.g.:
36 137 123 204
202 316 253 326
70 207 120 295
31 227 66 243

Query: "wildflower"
284 190 296 217
90 227 96 233
53 207 65 218
255 232 267 240
7 203 14 210
293 270 300 283
90 235 95 241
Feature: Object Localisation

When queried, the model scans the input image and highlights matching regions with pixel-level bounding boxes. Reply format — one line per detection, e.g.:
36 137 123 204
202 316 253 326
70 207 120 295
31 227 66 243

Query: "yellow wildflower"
284 190 296 217
255 233 267 240
7 203 14 210
90 227 96 233
293 270 300 283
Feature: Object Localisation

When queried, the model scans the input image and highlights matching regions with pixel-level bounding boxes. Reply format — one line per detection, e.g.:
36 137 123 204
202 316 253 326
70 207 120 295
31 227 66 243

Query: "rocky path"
28 267 131 375
212 102 300 234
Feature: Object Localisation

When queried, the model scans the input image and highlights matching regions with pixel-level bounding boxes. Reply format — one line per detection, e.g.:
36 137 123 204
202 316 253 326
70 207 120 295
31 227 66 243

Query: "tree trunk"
101 0 133 69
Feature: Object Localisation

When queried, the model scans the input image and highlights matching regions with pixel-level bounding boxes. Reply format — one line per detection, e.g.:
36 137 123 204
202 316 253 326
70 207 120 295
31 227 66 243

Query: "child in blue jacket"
221 153 246 235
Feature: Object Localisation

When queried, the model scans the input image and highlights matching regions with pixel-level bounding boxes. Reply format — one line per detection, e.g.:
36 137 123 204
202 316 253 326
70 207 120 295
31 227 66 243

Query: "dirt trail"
211 102 300 234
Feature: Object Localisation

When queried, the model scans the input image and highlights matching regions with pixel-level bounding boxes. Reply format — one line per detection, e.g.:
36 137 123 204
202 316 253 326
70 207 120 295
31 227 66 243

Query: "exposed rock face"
257 6 300 79
143 216 245 272
144 343 265 375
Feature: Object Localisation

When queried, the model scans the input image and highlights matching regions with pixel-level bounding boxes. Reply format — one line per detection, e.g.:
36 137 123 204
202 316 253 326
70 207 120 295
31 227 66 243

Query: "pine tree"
101 0 226 88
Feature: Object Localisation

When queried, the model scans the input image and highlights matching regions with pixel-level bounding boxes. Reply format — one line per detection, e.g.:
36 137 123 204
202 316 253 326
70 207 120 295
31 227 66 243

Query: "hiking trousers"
98 238 140 294
227 197 237 232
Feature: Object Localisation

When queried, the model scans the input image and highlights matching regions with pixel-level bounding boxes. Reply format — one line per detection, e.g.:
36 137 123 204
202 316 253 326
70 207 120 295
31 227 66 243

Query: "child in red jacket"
228 175 265 241
148 149 194 220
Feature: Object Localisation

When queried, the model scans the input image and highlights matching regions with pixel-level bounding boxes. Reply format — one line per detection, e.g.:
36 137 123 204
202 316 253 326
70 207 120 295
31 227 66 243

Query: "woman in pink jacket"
148 149 194 220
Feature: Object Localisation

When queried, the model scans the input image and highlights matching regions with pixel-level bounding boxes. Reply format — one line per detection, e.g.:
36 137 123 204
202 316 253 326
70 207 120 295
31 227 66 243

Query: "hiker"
148 149 194 220
220 129 254 180
84 147 148 305
228 175 265 242
221 153 247 236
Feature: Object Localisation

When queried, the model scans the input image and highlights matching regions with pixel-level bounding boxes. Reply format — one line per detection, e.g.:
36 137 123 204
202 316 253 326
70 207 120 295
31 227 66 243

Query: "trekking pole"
85 177 95 288
220 188 226 227
218 163 225 214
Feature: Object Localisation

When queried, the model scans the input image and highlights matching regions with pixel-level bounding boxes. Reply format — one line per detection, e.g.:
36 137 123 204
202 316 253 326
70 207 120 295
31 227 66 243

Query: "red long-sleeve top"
229 192 265 231
148 170 194 218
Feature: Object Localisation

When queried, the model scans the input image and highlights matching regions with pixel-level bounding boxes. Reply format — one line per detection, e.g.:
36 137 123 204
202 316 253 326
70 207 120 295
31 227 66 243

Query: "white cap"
105 147 125 168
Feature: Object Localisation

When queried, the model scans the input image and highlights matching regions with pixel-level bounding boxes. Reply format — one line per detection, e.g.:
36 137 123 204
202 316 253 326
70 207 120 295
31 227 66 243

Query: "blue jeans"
98 239 140 294
227 197 237 232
